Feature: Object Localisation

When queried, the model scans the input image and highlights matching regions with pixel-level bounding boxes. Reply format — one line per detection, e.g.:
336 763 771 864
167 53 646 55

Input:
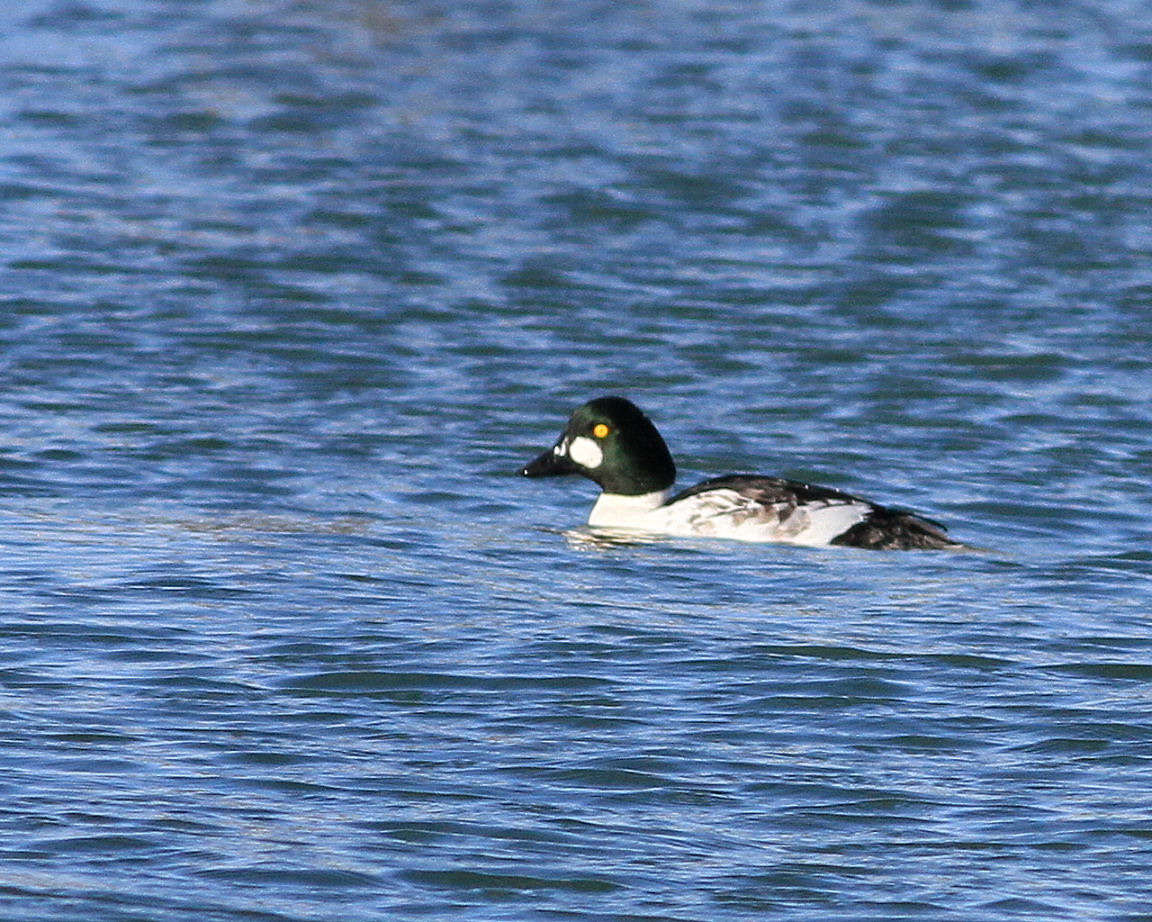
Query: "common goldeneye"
519 396 963 550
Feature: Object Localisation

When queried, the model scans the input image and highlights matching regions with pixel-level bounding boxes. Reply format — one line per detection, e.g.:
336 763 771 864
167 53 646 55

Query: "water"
2 1 1152 919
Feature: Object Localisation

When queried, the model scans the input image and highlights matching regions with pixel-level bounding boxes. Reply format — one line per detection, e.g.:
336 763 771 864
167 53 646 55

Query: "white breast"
588 489 672 528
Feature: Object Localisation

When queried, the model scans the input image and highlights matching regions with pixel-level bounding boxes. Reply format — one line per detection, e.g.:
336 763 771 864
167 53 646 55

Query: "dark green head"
519 396 677 495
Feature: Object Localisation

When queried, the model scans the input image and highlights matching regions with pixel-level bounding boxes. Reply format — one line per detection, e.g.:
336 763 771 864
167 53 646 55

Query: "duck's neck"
588 488 672 528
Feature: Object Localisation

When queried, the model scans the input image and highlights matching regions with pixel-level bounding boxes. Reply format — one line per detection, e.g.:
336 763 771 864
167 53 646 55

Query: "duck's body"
520 396 961 550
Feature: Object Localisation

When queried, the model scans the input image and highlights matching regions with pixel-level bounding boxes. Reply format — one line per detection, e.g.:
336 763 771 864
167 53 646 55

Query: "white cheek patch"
567 435 604 469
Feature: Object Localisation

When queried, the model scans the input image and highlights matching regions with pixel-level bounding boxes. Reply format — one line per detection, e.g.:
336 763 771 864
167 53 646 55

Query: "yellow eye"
592 423 610 439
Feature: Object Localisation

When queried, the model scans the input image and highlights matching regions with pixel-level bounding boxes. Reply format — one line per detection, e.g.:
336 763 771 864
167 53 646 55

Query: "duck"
519 396 963 550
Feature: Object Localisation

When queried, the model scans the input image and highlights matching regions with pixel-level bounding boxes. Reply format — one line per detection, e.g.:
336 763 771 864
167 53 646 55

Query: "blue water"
2 1 1152 919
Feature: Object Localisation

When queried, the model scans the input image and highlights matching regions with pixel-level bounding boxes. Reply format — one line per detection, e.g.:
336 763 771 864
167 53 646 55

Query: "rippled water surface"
3 1 1152 920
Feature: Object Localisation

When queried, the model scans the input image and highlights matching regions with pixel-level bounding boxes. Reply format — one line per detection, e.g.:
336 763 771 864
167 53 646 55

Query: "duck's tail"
831 507 966 551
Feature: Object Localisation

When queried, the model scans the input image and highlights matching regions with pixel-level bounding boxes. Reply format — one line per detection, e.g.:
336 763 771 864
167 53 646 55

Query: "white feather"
588 489 669 527
587 487 870 545
568 435 604 469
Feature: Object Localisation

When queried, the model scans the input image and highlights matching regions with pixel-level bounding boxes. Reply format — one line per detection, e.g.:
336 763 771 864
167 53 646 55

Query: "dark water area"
2 1 1152 919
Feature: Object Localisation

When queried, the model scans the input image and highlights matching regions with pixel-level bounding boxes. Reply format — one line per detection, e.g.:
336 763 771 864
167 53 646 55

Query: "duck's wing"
668 474 856 506
668 475 959 549
664 475 869 544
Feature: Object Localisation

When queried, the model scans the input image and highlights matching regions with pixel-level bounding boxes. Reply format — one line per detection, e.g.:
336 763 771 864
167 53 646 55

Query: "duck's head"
519 396 676 495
